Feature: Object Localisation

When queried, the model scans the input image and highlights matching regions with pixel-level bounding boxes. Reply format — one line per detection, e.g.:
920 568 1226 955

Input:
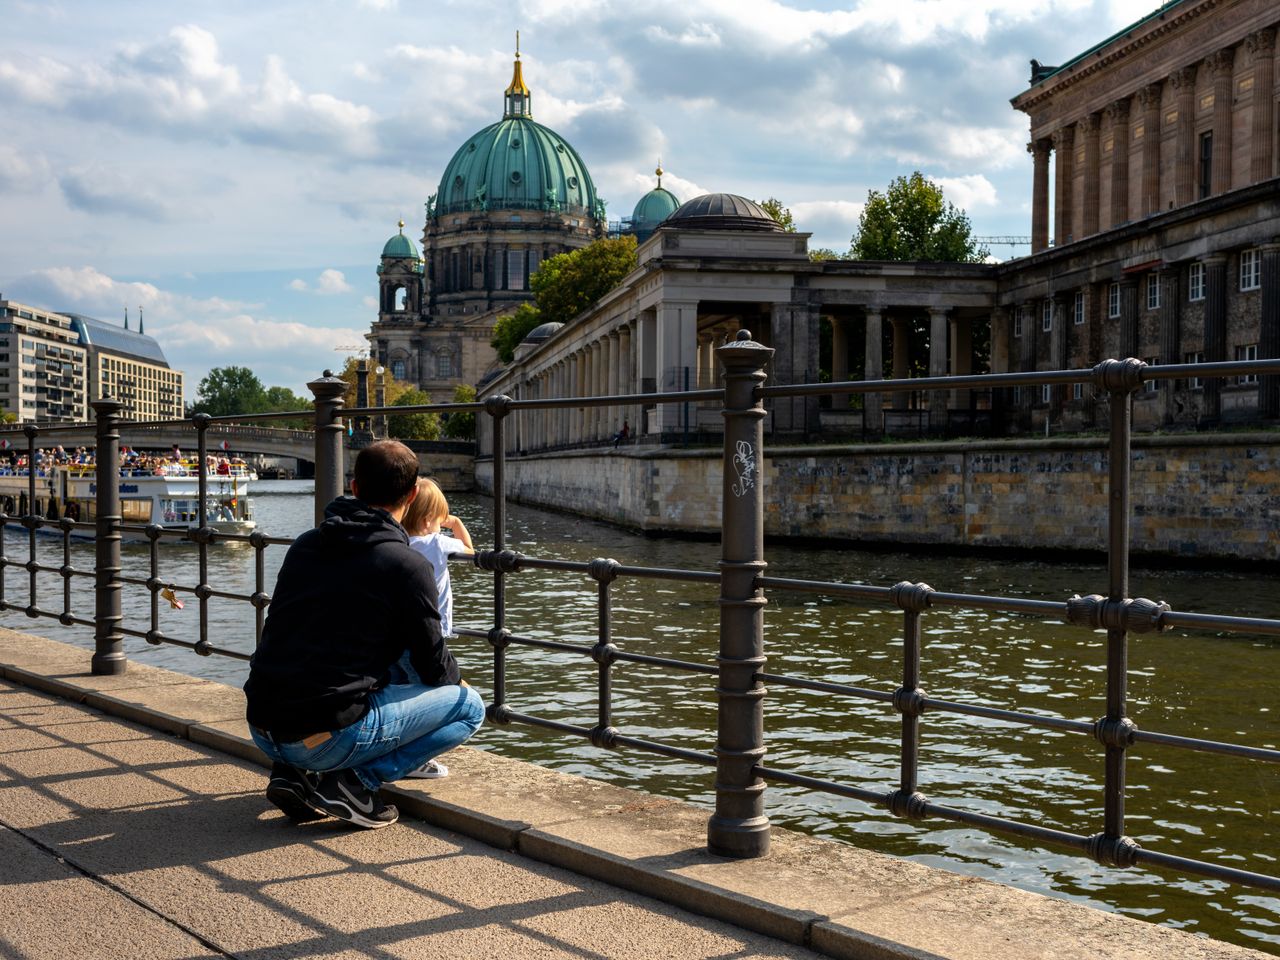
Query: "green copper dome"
382 222 420 259
631 167 680 241
430 53 604 222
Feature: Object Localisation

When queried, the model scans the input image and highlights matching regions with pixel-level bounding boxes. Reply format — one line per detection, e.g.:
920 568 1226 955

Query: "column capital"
1136 82 1163 110
927 306 951 320
1170 64 1198 90
1051 125 1075 149
1081 112 1102 135
1260 239 1280 254
1104 97 1131 123
1245 27 1276 59
1203 253 1229 268
1204 46 1236 78
1028 138 1052 158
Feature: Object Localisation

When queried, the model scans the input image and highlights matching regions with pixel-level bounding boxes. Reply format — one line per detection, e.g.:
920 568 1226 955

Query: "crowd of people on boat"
0 443 252 478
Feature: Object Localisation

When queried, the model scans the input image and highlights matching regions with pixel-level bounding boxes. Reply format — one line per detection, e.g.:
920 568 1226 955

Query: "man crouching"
244 440 483 828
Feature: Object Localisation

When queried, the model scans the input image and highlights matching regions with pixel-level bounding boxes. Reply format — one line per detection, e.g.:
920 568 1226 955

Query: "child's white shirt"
408 532 470 636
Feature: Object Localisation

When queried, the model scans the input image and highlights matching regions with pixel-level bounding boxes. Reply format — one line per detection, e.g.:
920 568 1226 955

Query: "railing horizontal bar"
608 733 718 766
1132 729 1280 763
1134 848 1280 892
758 672 895 702
755 764 890 805
757 576 893 602
920 697 1095 734
513 555 720 584
1158 610 1280 637
505 388 723 411
612 650 719 675
501 710 593 739
509 635 595 656
115 627 252 660
927 590 1068 618
921 800 1094 851
344 402 485 417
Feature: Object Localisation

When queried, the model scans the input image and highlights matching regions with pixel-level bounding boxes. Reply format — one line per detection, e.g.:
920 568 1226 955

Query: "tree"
809 247 844 262
191 366 268 418
387 389 441 440
442 384 476 440
759 197 796 232
530 235 638 327
262 385 311 429
850 172 988 263
490 303 544 364
335 356 410 410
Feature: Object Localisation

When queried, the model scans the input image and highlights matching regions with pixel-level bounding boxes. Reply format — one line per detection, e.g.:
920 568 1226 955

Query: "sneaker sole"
310 795 399 829
266 780 328 823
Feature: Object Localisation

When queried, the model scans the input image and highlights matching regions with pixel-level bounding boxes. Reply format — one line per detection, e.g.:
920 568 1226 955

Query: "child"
386 477 475 779
402 477 473 640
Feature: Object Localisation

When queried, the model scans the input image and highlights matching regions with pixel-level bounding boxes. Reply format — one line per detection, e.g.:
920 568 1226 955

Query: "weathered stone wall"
474 434 1280 561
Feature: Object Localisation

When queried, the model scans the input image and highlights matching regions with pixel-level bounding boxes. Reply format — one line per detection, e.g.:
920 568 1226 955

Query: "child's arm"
444 515 474 550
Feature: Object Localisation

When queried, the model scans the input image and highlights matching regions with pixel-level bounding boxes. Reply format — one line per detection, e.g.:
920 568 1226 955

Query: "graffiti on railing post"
308 370 347 527
709 330 774 859
91 397 126 675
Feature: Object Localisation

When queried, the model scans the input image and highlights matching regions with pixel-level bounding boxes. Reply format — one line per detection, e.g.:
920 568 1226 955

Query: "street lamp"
374 366 387 438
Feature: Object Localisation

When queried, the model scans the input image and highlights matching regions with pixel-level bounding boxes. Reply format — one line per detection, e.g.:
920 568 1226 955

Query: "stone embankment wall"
473 434 1280 561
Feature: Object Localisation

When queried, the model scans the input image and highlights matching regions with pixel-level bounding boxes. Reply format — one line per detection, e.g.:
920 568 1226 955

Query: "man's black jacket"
243 495 460 740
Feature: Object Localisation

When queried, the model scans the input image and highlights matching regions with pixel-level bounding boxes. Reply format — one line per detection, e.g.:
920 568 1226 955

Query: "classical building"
478 0 1280 453
0 299 183 423
367 47 608 400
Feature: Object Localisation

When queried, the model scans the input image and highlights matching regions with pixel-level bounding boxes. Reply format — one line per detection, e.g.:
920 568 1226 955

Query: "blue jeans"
251 683 484 791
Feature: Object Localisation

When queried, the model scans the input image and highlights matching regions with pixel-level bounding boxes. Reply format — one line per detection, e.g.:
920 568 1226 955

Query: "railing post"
91 397 125 675
708 329 774 859
308 370 347 526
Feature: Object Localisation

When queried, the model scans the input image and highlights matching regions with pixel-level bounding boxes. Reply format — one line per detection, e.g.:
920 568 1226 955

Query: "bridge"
0 421 318 464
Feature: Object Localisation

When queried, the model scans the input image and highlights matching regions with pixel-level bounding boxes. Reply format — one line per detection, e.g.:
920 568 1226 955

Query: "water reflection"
1 482 1276 952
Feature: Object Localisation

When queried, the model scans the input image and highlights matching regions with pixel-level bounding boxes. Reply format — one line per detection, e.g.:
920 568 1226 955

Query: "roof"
632 186 681 228
1024 0 1191 88
663 194 783 232
522 321 564 342
382 230 420 260
62 313 171 365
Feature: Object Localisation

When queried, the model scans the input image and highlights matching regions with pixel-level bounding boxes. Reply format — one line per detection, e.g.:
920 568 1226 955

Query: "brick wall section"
474 434 1280 560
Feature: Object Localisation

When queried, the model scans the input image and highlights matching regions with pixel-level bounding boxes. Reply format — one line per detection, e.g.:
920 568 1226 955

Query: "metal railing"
0 350 1278 895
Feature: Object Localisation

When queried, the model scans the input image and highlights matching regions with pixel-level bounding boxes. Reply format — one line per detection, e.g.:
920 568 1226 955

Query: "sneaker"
404 758 449 779
266 762 327 823
310 770 399 829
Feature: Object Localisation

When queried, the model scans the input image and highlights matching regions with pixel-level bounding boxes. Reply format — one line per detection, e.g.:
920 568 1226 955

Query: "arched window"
394 287 408 311
391 359 406 381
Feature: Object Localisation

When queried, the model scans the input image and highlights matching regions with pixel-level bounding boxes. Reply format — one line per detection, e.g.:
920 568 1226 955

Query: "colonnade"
1028 27 1276 252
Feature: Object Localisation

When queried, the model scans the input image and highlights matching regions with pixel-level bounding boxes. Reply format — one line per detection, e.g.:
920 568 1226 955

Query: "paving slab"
0 631 1272 960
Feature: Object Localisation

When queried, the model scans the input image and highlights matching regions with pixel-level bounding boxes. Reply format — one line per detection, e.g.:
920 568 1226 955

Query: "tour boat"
0 461 256 539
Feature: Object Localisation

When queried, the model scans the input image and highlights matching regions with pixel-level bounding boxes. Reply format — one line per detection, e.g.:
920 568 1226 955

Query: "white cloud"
288 269 354 295
58 164 181 221
288 278 308 291
791 199 864 242
361 295 377 309
0 145 51 191
357 0 397 8
931 174 999 211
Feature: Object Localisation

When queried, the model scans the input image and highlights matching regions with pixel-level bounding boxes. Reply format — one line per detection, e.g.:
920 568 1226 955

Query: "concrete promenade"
0 630 1269 960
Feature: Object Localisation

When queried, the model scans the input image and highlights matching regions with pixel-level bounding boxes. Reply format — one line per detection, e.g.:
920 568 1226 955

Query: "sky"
0 0 1165 398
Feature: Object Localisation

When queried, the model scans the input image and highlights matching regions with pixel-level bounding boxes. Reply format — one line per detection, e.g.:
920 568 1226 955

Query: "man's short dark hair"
353 441 419 508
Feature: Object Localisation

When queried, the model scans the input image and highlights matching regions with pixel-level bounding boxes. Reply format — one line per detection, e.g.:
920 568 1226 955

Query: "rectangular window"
1240 249 1261 291
391 359 406 381
507 249 526 291
1198 131 1213 199
1188 262 1205 301
1013 308 1023 338
1073 292 1084 325
1184 350 1204 388
436 354 451 379
1143 357 1158 393
1073 382 1084 400
1107 283 1120 319
1012 385 1022 404
1042 300 1052 332
1040 384 1051 404
1146 273 1161 310
1236 343 1258 384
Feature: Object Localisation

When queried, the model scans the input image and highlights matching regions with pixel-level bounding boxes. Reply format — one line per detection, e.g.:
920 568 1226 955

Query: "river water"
2 481 1277 953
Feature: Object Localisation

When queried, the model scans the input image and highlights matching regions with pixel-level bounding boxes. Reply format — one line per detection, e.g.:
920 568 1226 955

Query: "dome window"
468 142 476 152
556 144 565 154
510 171 523 184
567 176 579 189
511 137 521 149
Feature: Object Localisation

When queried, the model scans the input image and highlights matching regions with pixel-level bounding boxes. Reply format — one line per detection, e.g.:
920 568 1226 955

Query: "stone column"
1137 83 1163 216
1202 255 1229 422
891 317 910 410
864 309 884 433
830 316 848 409
950 315 972 409
1081 113 1102 237
574 349 586 443
1247 28 1276 183
606 332 619 440
1259 242 1280 419
593 340 607 440
618 324 633 435
1053 296 1070 416
1105 98 1131 228
1030 139 1052 252
1207 47 1236 195
1119 279 1140 360
1171 64 1198 206
1158 265 1182 425
1053 126 1076 246
697 333 715 389
990 307 1010 374
927 308 948 430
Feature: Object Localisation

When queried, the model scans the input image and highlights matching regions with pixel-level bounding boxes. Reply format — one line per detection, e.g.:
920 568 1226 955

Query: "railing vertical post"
708 329 774 859
91 397 125 675
1087 357 1146 869
484 396 512 721
308 370 348 526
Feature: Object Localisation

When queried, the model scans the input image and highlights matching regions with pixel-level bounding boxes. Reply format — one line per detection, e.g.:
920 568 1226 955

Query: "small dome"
382 222 420 260
523 321 564 343
663 193 783 231
631 186 680 240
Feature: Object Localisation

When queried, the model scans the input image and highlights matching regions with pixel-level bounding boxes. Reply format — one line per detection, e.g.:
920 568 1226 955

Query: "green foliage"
262 385 311 429
758 197 796 232
850 171 988 263
490 303 544 364
530 235 638 327
335 356 410 409
809 247 844 262
192 366 267 418
387 389 441 440
443 384 477 440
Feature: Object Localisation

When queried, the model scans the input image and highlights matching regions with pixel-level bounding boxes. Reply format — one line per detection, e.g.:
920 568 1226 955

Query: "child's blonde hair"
402 477 448 536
